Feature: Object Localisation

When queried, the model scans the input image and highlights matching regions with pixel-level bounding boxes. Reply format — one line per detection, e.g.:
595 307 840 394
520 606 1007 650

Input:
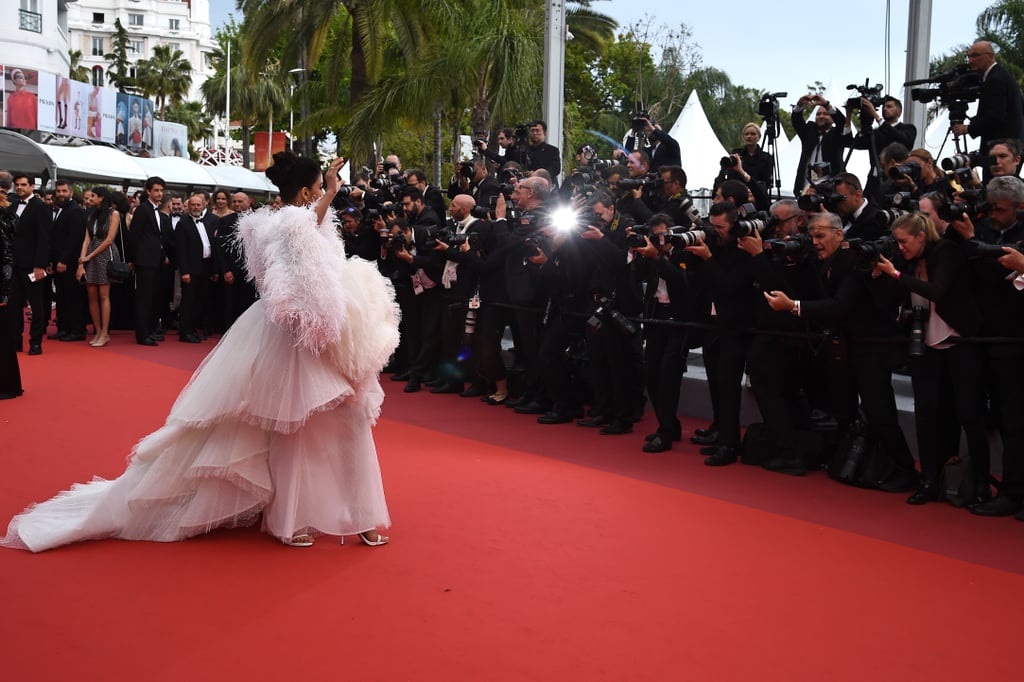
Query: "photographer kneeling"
872 213 990 505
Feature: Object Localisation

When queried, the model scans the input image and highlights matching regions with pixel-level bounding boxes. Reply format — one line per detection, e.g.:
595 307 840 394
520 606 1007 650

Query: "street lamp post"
288 67 306 154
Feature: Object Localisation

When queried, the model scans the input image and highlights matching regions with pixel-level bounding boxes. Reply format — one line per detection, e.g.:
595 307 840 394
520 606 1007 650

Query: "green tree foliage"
68 50 91 82
104 19 136 93
977 0 1024 86
136 45 193 116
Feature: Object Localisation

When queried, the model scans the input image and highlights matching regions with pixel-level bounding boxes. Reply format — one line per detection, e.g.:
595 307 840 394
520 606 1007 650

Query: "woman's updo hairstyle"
265 150 321 203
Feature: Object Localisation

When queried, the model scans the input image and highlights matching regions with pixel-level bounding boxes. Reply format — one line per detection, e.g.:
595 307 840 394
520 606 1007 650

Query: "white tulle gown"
2 204 400 552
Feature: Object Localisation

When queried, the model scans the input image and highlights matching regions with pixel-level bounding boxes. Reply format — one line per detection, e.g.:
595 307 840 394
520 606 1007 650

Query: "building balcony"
19 9 43 33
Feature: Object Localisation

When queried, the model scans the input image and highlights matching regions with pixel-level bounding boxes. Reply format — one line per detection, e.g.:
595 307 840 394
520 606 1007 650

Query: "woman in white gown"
1 152 400 552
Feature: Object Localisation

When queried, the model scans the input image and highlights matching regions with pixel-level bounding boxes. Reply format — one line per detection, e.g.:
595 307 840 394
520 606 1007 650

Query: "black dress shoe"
690 430 720 446
599 420 633 435
704 445 738 467
430 383 462 394
762 455 807 476
577 416 610 428
179 333 202 343
150 332 166 341
137 338 159 346
403 378 421 393
906 481 940 506
537 411 574 425
424 378 445 388
877 469 920 493
59 332 86 342
969 494 1021 517
699 445 718 456
514 400 549 415
643 435 672 453
460 384 488 398
28 344 42 356
694 426 717 438
390 371 411 382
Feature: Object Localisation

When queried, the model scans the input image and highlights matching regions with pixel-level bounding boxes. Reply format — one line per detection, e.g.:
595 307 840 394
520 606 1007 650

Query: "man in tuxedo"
952 41 1024 178
127 176 170 346
526 120 561 182
831 173 887 240
7 175 52 355
48 180 87 341
790 94 847 195
845 96 918 198
175 195 216 343
215 191 256 329
405 169 447 223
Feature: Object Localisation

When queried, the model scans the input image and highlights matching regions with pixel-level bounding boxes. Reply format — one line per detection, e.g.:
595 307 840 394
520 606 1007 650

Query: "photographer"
684 202 759 466
578 193 644 435
631 214 707 452
844 95 917 197
405 169 448 224
716 148 771 212
868 142 911 204
791 94 847 194
526 121 562 182
475 127 522 170
988 138 1023 178
563 143 606 200
448 157 501 208
951 41 1024 179
659 165 701 229
871 213 989 506
394 187 446 392
338 206 385 262
764 213 918 492
830 173 888 240
892 148 949 198
949 175 1024 518
624 114 681 172
614 150 655 223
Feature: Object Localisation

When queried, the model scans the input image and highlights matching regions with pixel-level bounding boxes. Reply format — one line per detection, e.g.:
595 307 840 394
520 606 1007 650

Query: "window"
91 36 104 56
19 0 41 32
91 65 104 87
129 40 143 55
167 42 181 53
169 18 180 31
92 12 104 24
128 13 143 27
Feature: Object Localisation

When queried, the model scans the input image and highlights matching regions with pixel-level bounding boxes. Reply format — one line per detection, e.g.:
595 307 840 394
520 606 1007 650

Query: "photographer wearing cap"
791 94 847 195
951 41 1024 179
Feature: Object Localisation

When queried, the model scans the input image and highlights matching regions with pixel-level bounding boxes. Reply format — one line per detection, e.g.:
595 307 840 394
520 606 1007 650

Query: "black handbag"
106 223 130 284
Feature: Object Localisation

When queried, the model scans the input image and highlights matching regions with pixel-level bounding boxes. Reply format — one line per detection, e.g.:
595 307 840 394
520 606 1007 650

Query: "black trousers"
702 331 750 447
986 344 1024 497
8 270 49 346
0 304 23 396
222 278 257 330
475 303 510 383
643 315 688 438
747 335 811 455
178 260 213 337
539 309 586 412
409 287 445 379
134 265 158 342
910 343 989 485
588 321 642 422
53 269 87 335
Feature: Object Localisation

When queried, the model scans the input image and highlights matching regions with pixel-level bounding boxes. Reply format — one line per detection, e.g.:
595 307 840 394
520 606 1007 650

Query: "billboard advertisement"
253 132 288 171
153 120 188 158
3 66 39 130
117 93 157 154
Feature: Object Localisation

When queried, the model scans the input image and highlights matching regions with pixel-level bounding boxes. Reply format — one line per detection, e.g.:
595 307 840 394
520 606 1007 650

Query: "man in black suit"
49 180 87 341
628 115 681 172
844 96 918 199
526 121 561 183
405 169 447 223
790 94 847 195
952 41 1024 178
831 173 888 240
126 176 169 346
175 194 216 343
216 191 256 329
7 175 52 355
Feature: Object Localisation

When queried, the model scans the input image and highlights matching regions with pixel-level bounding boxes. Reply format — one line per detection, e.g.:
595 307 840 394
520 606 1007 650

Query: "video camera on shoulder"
845 80 885 111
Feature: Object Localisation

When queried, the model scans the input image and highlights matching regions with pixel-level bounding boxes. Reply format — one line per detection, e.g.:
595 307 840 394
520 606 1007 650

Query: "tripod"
761 112 783 202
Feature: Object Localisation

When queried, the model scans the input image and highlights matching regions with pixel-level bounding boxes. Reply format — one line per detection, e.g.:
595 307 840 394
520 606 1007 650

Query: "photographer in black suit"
952 41 1024 178
7 174 51 355
844 96 917 199
831 173 888 240
791 94 847 194
126 177 170 346
49 180 87 341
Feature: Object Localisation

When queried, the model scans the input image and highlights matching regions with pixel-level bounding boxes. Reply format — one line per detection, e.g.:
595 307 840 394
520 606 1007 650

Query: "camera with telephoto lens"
886 192 918 210
617 175 660 193
470 205 492 219
936 190 989 223
878 208 911 227
720 155 738 170
729 203 768 239
844 235 898 268
498 183 516 199
941 151 994 172
587 296 638 336
798 177 846 213
889 163 922 182
459 160 476 179
901 305 929 357
763 232 814 259
673 229 707 248
386 230 407 255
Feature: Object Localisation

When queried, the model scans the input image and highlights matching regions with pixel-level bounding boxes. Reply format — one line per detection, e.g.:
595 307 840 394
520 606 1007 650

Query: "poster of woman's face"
4 66 39 130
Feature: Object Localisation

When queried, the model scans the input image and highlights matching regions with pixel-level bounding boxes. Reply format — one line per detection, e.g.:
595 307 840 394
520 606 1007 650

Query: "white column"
542 0 566 183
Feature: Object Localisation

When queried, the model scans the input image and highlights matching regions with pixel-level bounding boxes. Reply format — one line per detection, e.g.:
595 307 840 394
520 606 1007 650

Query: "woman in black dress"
0 192 23 399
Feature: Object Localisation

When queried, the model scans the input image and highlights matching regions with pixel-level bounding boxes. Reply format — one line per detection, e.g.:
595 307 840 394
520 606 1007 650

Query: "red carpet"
0 333 1021 681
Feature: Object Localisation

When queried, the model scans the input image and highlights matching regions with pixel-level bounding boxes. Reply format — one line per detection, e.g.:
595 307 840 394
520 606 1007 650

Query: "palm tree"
68 49 91 82
136 45 194 116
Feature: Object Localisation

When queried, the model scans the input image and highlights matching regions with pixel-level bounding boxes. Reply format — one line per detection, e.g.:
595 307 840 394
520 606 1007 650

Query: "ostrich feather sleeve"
237 204 400 382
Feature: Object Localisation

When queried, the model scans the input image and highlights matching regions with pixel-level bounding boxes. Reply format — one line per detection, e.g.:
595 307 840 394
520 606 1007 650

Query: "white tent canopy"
667 90 729 192
0 130 274 195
